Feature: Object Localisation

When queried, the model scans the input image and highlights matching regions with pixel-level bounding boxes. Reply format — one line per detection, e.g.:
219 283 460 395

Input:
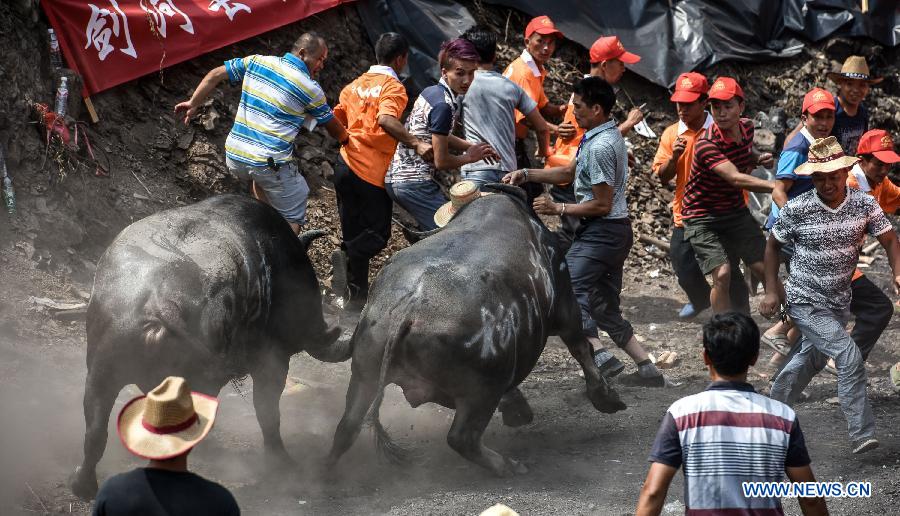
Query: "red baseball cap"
857 129 900 163
589 36 640 64
708 77 744 101
525 16 563 39
801 87 835 115
670 72 709 103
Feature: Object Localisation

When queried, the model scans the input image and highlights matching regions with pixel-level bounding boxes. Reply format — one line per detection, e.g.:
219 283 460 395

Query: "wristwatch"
521 168 529 181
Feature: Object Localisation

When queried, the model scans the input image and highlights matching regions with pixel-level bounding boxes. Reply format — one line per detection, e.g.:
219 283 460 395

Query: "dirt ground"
2 241 899 515
3 2 900 515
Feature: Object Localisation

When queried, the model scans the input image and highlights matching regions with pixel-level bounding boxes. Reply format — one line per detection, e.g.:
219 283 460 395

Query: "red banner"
42 0 352 96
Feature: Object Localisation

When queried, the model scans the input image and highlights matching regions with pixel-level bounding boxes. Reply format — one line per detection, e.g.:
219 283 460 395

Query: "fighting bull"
327 184 626 476
71 195 347 499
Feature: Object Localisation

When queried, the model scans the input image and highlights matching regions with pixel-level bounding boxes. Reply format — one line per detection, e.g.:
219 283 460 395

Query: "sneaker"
330 249 349 301
678 303 702 319
851 437 879 455
592 349 625 378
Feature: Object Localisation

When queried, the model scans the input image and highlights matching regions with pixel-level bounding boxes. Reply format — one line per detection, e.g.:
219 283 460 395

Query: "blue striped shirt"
649 381 810 515
224 53 334 166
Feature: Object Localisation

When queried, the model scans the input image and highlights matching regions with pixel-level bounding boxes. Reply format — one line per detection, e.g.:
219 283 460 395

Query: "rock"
320 161 335 181
177 130 194 150
754 129 776 153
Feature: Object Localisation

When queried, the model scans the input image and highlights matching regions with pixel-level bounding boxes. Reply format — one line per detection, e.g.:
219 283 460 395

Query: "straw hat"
480 504 520 516
826 55 883 84
117 376 219 460
434 180 490 227
794 136 860 176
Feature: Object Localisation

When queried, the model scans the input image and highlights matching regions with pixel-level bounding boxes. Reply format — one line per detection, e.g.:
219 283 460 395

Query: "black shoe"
593 349 625 378
851 437 879 455
330 249 348 300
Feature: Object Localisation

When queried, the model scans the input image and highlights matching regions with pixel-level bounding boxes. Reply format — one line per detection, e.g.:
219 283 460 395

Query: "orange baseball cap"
670 72 709 103
708 77 744 101
525 15 563 39
801 87 835 114
857 129 900 163
589 36 640 64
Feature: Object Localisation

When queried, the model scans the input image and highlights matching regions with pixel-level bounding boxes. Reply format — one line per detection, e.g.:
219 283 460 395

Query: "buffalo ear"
298 229 328 251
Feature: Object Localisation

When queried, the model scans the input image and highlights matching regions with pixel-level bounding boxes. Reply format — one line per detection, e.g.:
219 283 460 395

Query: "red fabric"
674 410 794 433
142 412 199 434
42 0 352 96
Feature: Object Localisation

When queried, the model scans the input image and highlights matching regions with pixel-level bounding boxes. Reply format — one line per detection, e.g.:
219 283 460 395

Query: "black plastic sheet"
355 0 476 96
357 0 898 89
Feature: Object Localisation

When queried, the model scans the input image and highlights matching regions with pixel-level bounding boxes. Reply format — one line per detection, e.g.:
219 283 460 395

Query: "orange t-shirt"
848 169 900 215
545 102 582 168
503 51 549 140
847 166 900 281
651 114 714 227
335 68 408 188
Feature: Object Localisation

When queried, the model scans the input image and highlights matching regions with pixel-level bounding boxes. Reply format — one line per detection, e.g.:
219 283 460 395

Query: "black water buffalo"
71 194 347 499
327 184 626 476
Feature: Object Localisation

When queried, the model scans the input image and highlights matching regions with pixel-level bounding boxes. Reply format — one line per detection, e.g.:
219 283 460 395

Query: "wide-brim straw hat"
794 136 860 176
117 376 219 460
826 55 883 84
480 504 520 516
434 180 491 228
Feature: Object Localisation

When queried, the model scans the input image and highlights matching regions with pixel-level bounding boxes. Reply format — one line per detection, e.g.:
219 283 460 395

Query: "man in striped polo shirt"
637 313 827 516
175 33 349 235
681 77 774 313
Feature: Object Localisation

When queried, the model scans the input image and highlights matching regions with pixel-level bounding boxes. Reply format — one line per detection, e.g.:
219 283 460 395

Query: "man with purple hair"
385 38 498 230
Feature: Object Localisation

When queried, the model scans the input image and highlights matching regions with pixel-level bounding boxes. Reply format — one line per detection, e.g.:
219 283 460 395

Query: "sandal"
761 333 792 356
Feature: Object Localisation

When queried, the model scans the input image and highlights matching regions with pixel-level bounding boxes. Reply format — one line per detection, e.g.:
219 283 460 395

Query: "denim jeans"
226 158 308 224
385 179 446 231
770 303 875 443
461 169 503 191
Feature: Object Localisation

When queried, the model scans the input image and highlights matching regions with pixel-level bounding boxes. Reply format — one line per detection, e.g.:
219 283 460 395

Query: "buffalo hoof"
498 399 534 428
70 466 98 501
588 389 627 414
498 388 534 427
493 457 529 477
264 449 299 473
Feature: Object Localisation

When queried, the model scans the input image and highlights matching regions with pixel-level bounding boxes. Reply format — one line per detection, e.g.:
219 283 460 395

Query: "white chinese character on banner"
140 0 195 38
85 0 137 60
208 0 252 21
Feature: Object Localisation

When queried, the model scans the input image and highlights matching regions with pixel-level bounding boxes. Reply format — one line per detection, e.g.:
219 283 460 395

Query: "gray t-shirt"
575 119 629 219
772 187 892 310
461 69 537 173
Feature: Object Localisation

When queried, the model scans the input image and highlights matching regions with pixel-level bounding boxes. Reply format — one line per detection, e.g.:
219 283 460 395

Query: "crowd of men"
120 15 900 515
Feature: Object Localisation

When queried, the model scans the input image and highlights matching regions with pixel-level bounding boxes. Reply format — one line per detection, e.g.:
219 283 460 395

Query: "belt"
580 216 631 225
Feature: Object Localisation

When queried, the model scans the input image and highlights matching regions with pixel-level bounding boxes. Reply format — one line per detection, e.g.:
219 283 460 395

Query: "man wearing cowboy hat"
93 377 239 515
827 55 881 156
762 136 900 455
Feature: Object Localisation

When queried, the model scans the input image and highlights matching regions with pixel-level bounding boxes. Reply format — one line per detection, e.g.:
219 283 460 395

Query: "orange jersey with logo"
847 171 900 281
335 70 408 188
545 102 582 168
503 53 549 140
651 117 711 227
848 174 900 215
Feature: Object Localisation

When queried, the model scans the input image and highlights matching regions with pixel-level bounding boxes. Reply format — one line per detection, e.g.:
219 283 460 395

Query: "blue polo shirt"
574 118 628 219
